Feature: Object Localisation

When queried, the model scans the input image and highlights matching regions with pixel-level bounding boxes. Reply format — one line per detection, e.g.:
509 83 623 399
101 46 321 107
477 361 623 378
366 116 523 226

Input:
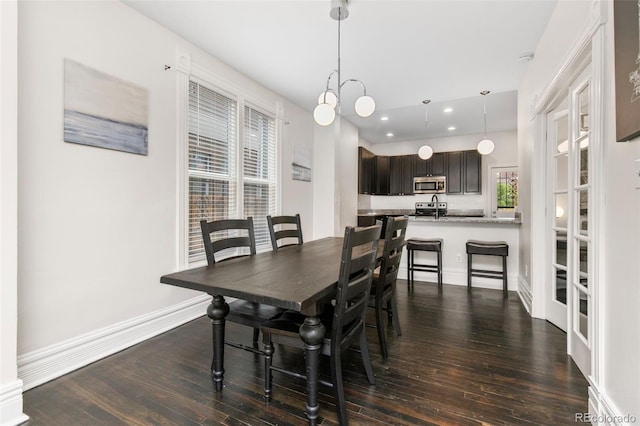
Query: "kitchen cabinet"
358 147 375 194
446 151 463 194
463 150 482 194
445 150 482 194
374 155 390 195
389 155 414 195
414 152 445 177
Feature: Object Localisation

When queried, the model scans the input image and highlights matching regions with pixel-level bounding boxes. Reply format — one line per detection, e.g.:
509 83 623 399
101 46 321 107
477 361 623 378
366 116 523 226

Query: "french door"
546 65 592 377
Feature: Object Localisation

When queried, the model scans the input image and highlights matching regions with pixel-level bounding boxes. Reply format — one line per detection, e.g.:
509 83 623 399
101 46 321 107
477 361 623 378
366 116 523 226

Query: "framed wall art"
614 0 640 142
64 59 149 155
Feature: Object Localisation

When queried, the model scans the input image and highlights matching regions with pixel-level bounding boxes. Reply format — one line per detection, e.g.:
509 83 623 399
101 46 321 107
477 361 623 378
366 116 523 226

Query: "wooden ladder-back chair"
261 224 381 425
368 216 408 359
200 217 282 356
266 214 303 251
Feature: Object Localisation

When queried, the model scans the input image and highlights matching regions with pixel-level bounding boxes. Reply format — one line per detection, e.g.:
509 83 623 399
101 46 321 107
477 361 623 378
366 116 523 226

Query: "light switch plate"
636 159 640 189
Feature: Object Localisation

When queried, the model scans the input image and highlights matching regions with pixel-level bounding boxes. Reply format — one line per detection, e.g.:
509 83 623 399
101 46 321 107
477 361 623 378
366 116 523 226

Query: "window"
489 166 518 218
187 80 277 263
243 106 277 249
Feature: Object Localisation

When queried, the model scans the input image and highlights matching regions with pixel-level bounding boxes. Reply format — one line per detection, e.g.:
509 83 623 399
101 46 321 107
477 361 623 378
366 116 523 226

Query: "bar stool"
466 240 509 298
406 238 443 288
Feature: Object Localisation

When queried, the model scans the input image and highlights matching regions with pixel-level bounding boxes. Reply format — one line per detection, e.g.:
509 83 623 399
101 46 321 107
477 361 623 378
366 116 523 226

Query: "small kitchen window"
490 166 518 218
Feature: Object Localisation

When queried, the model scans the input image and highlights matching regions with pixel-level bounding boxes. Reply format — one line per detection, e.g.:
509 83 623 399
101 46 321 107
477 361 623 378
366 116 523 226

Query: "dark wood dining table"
160 237 359 425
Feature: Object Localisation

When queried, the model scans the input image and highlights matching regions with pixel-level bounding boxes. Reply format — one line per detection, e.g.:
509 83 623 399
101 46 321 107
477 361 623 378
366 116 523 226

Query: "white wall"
15 0 314 388
1 1 28 424
518 0 640 419
364 130 517 212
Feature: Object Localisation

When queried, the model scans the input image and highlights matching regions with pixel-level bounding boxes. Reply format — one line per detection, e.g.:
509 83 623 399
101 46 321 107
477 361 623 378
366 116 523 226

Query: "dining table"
160 236 377 425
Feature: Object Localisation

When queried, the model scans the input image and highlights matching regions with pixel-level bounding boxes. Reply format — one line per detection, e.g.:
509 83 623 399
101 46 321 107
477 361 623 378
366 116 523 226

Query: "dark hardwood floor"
23 282 588 425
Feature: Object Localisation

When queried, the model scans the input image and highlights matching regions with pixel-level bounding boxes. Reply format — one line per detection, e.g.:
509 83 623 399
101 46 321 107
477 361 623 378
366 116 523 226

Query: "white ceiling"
124 0 557 144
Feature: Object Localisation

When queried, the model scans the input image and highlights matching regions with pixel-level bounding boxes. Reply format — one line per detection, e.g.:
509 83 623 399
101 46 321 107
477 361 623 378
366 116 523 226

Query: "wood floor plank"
23 281 588 425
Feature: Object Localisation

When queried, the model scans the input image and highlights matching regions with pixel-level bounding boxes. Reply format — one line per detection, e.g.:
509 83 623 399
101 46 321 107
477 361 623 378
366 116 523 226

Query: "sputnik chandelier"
314 0 375 126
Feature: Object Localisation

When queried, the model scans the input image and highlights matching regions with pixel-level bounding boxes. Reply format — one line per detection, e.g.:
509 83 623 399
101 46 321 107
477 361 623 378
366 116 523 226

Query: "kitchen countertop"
357 209 521 225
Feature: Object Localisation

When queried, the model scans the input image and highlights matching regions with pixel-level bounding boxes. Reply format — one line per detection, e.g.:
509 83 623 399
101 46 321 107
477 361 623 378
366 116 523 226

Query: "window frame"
177 59 281 267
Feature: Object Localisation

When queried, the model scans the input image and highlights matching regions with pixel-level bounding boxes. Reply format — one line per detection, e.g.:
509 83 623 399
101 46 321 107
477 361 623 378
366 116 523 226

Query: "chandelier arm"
339 78 367 95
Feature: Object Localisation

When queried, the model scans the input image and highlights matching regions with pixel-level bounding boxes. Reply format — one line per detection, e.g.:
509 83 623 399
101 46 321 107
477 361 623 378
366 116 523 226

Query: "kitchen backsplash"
361 193 487 212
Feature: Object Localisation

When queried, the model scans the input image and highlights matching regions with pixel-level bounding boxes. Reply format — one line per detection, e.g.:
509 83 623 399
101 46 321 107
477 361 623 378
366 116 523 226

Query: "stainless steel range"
415 201 448 217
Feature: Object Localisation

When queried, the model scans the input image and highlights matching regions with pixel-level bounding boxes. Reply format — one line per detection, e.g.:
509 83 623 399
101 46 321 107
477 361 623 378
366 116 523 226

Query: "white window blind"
188 80 237 262
243 105 277 250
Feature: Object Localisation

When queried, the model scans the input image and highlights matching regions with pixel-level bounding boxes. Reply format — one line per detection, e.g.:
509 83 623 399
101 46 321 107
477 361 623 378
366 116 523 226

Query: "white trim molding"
517 274 533 315
17 295 210 391
0 380 28 426
587 383 638 426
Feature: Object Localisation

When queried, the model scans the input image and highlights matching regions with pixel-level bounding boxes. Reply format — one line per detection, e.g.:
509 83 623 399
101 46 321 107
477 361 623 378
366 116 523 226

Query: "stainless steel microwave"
413 176 446 194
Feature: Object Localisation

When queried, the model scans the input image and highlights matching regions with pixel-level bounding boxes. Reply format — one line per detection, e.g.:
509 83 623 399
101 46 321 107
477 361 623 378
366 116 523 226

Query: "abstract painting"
292 142 312 182
614 0 640 142
64 59 149 154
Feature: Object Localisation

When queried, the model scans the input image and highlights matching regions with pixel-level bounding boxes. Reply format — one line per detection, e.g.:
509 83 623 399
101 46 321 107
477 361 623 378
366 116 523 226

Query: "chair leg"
375 298 388 360
252 328 260 344
330 350 348 425
264 340 274 402
467 253 472 293
407 249 412 288
391 293 402 337
359 328 375 385
437 250 443 288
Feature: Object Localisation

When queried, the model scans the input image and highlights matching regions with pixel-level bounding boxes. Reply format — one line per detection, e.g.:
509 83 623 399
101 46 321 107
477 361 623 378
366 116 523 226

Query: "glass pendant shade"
477 138 495 155
418 144 434 160
317 91 338 109
354 95 375 117
314 102 336 126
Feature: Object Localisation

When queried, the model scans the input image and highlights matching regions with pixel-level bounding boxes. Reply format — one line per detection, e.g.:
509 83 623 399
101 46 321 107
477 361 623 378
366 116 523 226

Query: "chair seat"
227 300 283 329
407 238 442 252
466 240 508 256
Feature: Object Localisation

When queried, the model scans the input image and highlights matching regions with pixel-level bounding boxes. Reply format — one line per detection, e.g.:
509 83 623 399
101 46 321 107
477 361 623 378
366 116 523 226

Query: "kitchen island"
405 215 520 293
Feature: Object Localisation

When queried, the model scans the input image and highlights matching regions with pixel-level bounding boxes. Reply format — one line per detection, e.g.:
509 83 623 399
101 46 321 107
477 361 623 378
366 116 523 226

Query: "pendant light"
477 90 495 155
314 0 375 126
418 100 434 160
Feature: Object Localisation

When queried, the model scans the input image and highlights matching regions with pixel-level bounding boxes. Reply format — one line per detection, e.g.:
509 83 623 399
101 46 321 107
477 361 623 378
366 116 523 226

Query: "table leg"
207 295 229 392
300 315 325 426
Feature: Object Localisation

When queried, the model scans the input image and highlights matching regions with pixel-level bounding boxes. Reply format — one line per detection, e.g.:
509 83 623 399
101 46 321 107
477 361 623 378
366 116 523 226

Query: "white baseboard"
0 380 29 426
517 274 533 314
17 294 210 391
587 383 638 425
399 265 518 292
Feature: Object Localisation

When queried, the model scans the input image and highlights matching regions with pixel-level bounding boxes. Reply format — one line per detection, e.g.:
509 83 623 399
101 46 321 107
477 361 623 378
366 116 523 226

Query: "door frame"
529 1 605 395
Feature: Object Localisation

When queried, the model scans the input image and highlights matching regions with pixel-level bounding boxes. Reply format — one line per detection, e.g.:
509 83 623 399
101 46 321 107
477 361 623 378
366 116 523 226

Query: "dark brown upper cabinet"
389 155 414 195
445 150 482 194
414 152 445 177
358 147 375 194
373 155 390 195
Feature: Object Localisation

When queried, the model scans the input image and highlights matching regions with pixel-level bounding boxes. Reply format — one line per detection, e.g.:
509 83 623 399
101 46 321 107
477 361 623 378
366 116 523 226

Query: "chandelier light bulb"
418 145 434 160
354 95 375 117
477 138 495 155
317 91 338 109
314 102 336 126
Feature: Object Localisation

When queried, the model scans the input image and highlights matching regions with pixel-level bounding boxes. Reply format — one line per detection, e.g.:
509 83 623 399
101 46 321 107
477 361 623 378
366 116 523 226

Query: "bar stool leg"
503 255 508 298
407 249 411 288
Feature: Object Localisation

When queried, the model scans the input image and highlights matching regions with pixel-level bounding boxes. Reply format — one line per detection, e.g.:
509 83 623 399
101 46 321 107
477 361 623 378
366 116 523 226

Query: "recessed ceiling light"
448 126 456 131
380 116 389 121
444 107 453 113
386 132 394 137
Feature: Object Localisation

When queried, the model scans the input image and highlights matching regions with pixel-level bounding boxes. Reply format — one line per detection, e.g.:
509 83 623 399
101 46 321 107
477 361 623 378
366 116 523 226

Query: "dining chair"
261 224 381 425
200 217 282 354
368 216 408 360
266 214 303 251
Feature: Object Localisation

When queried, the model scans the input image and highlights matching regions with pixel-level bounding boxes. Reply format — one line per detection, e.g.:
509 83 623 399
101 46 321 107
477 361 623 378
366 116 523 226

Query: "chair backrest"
375 216 409 300
267 214 303 251
199 218 256 266
331 224 381 355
